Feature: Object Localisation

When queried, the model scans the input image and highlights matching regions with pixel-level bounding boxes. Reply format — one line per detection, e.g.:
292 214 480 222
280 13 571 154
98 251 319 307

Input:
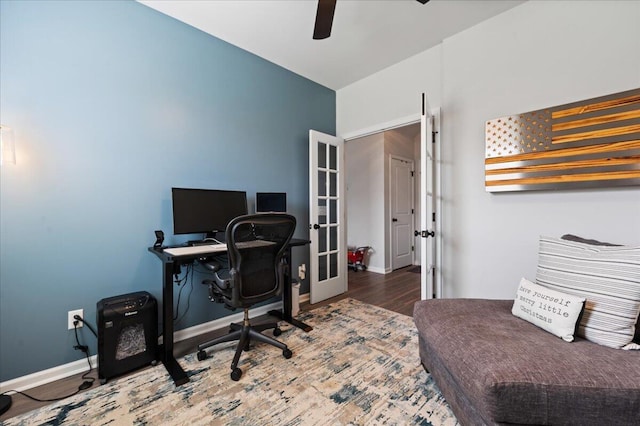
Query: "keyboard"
163 244 227 256
163 240 277 257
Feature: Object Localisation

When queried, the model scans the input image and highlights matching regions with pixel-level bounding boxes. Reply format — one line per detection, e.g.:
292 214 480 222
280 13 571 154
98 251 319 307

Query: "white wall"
337 44 442 137
338 0 640 298
345 133 386 272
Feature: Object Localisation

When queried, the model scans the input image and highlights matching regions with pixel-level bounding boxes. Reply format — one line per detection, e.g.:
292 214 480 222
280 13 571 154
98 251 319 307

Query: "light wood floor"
0 267 420 421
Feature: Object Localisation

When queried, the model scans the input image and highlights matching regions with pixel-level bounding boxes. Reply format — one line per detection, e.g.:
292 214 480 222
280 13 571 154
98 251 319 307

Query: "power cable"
0 320 95 408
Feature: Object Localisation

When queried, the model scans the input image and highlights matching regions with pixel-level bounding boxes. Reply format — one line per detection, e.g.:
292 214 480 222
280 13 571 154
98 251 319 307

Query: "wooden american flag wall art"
485 88 640 192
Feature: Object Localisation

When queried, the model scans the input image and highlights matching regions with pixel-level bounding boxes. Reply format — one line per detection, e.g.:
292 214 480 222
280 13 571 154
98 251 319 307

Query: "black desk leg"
269 246 313 332
161 260 189 386
269 309 314 333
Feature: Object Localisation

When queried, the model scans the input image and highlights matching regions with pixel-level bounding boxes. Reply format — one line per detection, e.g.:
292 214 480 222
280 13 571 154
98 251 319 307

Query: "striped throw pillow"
535 236 640 349
562 234 640 344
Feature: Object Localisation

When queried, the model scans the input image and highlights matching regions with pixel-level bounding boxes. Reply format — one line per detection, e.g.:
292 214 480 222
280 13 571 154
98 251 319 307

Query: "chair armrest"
198 257 236 309
201 266 232 292
198 257 233 289
211 270 231 290
198 258 222 273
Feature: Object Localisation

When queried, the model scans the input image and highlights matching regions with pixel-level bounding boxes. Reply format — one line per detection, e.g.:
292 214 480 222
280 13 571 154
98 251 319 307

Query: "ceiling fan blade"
313 0 336 40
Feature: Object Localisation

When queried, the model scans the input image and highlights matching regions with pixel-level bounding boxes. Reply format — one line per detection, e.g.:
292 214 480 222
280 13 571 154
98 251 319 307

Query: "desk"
148 238 311 386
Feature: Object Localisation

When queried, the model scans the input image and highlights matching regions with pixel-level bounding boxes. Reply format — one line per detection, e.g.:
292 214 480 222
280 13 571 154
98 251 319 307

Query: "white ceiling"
139 0 525 90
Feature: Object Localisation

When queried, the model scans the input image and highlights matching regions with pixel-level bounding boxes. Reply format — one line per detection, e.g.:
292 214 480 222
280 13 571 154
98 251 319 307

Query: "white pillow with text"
512 277 585 342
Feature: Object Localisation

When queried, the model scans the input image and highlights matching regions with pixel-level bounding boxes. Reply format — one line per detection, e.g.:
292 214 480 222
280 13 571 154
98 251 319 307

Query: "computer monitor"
256 192 287 213
172 188 247 238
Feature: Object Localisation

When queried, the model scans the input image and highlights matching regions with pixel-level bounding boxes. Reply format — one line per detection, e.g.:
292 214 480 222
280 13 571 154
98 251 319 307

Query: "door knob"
313 224 320 230
392 218 398 222
415 230 435 238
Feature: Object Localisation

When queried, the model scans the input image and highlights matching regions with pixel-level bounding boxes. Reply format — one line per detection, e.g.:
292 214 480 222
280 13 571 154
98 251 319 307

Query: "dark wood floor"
0 267 420 421
304 266 421 317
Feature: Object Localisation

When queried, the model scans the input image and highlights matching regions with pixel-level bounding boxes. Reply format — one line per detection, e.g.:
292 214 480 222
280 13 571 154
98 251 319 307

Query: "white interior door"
420 94 436 300
309 130 347 304
391 157 414 270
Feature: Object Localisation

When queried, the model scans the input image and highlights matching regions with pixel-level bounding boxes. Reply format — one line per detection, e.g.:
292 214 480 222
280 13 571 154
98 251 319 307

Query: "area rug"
4 298 458 425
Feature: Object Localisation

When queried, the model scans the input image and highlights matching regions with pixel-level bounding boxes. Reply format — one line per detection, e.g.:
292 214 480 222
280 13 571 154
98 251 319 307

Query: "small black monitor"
256 192 287 213
172 188 247 237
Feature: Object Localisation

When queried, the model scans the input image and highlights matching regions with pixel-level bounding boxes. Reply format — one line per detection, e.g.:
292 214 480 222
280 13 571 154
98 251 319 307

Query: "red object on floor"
348 246 370 271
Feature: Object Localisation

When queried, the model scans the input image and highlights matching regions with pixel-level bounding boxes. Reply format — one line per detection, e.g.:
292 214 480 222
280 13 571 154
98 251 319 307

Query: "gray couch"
414 298 640 425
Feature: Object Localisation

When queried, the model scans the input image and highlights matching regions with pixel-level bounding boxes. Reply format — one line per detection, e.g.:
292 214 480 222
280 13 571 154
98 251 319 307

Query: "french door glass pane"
318 171 326 197
318 199 327 224
330 226 337 251
330 253 338 278
319 254 327 281
329 172 337 196
329 199 337 224
329 145 337 170
318 142 326 168
319 227 327 253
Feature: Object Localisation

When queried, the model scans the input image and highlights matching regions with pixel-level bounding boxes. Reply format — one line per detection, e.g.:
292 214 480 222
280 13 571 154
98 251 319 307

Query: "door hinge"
411 170 414 177
411 246 414 252
432 131 438 144
411 208 414 214
432 212 436 222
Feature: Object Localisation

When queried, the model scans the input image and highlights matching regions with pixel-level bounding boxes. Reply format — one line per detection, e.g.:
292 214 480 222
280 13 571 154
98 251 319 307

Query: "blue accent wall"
0 0 335 382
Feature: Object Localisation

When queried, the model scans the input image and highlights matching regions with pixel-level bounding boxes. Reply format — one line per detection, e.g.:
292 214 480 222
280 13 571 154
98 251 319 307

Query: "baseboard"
0 355 99 394
365 266 387 274
0 301 283 394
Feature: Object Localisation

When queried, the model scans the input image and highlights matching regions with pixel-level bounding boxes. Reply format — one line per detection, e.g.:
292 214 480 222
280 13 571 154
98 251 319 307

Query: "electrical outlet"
68 309 84 330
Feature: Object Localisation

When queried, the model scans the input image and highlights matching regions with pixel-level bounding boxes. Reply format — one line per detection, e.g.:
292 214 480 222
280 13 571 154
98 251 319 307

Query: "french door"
309 130 347 304
420 94 441 299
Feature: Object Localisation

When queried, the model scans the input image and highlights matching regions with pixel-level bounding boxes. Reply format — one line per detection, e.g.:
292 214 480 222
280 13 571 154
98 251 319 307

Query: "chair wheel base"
283 348 293 359
273 327 282 336
197 350 207 361
231 367 242 381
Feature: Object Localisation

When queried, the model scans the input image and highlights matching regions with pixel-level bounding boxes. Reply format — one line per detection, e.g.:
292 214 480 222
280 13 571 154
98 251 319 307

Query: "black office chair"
196 213 296 381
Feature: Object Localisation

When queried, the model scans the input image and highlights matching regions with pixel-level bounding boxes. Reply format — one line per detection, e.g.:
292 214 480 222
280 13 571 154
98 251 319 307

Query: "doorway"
345 123 421 274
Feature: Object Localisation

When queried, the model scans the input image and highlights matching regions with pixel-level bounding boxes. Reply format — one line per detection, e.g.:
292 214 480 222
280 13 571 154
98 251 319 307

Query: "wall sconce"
0 125 16 165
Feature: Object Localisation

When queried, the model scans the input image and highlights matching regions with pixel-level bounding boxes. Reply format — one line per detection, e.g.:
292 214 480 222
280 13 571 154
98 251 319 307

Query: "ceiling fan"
313 0 430 40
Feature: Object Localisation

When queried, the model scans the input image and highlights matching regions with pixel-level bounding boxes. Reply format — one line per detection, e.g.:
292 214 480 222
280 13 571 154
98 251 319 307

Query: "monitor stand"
204 231 224 245
188 233 223 246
